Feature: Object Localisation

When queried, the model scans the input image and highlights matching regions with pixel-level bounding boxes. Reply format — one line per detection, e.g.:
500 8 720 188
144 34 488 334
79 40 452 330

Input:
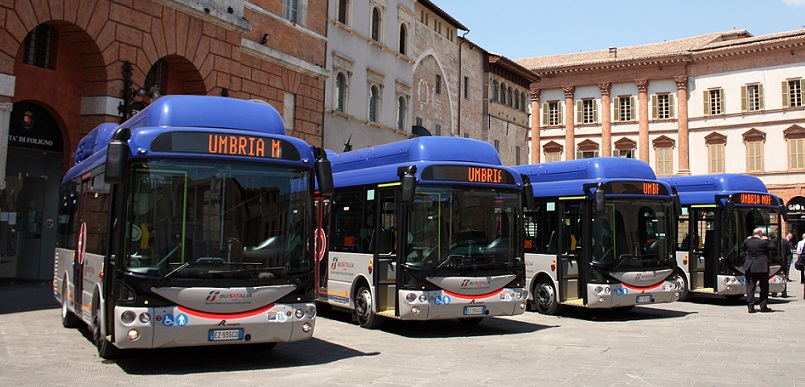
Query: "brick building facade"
0 0 328 280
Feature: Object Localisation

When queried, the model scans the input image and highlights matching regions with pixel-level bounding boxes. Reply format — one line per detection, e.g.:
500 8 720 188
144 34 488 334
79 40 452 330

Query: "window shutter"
614 97 621 122
542 103 549 126
720 89 725 114
741 85 747 112
558 102 563 125
669 94 675 118
592 100 598 123
782 81 790 108
576 100 582 123
629 96 635 121
652 95 658 119
576 150 583 160
703 91 710 115
758 84 764 110
613 150 619 157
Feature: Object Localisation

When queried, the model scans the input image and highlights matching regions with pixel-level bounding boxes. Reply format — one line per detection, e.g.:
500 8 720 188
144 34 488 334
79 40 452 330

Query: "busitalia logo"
461 279 490 288
205 290 252 302
206 291 220 301
330 257 355 270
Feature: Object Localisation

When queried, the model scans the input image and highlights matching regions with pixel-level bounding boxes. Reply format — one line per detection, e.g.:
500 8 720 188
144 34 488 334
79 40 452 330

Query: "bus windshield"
731 207 784 267
124 159 312 280
590 198 673 270
404 186 520 272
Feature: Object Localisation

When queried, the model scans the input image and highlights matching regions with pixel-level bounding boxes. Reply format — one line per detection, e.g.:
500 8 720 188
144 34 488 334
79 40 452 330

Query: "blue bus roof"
63 95 315 183
660 174 781 207
512 157 669 198
328 137 523 188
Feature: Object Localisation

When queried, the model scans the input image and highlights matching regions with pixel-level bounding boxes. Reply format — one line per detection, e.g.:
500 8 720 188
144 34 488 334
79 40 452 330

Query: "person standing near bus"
797 233 805 284
743 228 775 313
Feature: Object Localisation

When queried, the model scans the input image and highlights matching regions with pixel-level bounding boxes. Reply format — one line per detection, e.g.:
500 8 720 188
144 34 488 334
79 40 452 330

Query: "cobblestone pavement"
1 281 804 386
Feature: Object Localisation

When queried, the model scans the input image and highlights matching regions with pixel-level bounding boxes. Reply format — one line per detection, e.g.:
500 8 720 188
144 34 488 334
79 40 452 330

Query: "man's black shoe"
759 308 774 313
748 308 757 313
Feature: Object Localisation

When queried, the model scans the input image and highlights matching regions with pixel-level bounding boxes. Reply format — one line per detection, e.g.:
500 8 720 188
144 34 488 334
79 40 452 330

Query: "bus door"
314 195 331 295
558 201 583 303
689 208 716 291
374 190 398 316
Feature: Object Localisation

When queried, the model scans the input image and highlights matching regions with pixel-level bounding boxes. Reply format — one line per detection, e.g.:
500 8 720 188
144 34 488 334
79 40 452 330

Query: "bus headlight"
139 312 151 324
127 329 140 341
411 306 421 315
121 310 136 325
406 293 416 303
295 308 304 319
305 305 316 319
419 294 427 302
301 322 312 333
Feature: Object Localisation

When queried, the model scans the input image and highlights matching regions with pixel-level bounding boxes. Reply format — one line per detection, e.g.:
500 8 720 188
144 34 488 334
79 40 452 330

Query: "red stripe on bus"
177 304 275 319
443 288 504 299
621 282 664 291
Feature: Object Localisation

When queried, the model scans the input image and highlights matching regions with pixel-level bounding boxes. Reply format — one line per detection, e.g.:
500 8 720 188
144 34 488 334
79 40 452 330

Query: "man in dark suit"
743 228 775 313
781 232 794 297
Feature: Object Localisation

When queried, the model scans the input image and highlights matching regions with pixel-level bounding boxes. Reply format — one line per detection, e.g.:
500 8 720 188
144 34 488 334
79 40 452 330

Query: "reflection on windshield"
124 160 311 279
404 186 519 272
590 199 672 270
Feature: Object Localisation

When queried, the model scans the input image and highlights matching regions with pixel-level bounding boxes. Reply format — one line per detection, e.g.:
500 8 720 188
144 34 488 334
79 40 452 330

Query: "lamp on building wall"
118 60 161 123
260 33 269 44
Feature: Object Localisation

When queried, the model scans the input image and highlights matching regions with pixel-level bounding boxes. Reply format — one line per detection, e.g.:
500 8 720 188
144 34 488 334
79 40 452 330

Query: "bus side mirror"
594 188 605 214
522 174 535 210
105 128 130 185
673 194 682 217
399 165 417 205
314 148 334 196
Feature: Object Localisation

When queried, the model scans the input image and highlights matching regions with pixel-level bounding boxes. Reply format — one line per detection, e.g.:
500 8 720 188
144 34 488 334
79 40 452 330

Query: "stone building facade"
0 0 328 280
517 28 805 235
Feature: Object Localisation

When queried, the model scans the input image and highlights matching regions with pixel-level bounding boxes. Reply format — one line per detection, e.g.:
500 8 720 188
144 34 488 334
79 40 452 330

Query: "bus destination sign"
733 193 774 206
150 132 301 161
421 165 516 185
604 181 669 196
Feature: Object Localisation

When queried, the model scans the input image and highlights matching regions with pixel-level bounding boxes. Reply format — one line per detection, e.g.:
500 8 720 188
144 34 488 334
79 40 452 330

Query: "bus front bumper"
586 280 681 308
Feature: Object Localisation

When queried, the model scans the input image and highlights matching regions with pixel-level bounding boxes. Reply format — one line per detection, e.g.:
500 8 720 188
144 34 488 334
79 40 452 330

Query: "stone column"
530 88 541 164
563 85 575 160
674 76 690 175
636 79 649 163
599 83 612 157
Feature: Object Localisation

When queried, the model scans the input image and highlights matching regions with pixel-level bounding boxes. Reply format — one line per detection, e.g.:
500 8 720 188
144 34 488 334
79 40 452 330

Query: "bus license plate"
209 329 243 341
464 306 486 315
636 295 653 303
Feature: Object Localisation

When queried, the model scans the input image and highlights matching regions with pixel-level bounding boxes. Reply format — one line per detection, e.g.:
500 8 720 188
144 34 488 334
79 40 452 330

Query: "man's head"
753 228 763 237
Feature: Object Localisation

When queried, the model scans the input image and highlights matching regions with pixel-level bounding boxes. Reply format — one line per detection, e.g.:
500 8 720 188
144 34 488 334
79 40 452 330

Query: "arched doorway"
1 101 64 280
787 196 805 243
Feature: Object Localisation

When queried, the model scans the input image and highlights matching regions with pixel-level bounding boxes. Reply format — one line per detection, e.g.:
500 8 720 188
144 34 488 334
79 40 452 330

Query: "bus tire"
61 283 82 328
533 277 562 315
354 286 383 329
676 271 691 302
92 304 120 359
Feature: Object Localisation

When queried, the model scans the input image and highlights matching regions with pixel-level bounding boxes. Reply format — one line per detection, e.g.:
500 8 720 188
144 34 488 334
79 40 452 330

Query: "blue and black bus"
661 174 787 300
53 95 333 358
315 137 529 328
513 158 680 315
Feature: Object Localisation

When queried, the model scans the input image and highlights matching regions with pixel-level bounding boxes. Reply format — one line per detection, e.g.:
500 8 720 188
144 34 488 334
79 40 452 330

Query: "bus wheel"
92 306 120 359
534 278 562 315
61 283 82 328
676 272 691 302
354 286 383 329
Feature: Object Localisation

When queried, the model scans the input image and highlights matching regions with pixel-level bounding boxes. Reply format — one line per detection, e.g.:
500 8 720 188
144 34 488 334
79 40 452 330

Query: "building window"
653 94 674 119
546 152 561 162
371 7 381 41
784 79 803 108
494 140 500 153
491 81 499 102
337 0 349 24
335 72 347 112
283 92 295 131
615 149 634 158
464 76 469 99
577 99 598 124
284 0 299 23
790 138 805 170
435 75 441 94
747 140 764 172
543 101 562 126
23 24 57 69
507 87 513 107
742 84 764 112
369 85 379 122
415 116 422 126
656 147 672 176
399 24 407 55
397 96 406 130
435 123 441 136
515 146 521 165
704 88 723 115
521 92 527 112
708 143 724 173
614 96 634 122
514 93 520 110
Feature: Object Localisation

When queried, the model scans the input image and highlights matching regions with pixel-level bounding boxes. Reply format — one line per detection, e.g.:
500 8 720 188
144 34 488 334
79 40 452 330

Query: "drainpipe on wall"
457 30 469 137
